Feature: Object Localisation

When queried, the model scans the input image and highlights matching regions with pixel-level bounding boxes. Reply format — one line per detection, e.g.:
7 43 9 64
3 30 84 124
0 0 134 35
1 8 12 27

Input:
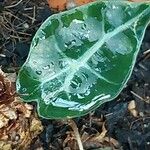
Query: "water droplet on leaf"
36 70 42 75
43 65 50 70
22 88 27 93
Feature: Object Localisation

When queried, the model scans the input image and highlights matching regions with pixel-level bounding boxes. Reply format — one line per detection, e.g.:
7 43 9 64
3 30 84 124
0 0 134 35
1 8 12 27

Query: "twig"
24 7 43 11
17 32 32 36
0 54 6 57
68 119 84 150
130 91 144 101
16 21 27 28
138 63 148 71
3 11 23 21
143 49 150 55
9 35 27 40
131 91 149 104
5 0 23 9
22 13 36 22
32 6 36 24
130 116 150 129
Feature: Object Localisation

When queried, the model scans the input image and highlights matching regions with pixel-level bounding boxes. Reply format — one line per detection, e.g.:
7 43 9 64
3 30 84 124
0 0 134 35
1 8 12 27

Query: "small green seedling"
16 1 150 119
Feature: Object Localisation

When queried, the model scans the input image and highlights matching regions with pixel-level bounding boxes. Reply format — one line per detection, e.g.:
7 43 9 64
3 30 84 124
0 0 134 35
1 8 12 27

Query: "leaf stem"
68 119 84 150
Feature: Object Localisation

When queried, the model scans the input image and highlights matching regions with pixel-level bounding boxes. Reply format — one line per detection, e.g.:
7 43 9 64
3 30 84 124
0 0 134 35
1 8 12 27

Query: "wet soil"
0 0 150 150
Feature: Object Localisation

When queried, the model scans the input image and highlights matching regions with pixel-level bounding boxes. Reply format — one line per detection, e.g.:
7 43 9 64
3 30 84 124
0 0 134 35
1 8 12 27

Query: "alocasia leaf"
16 1 150 119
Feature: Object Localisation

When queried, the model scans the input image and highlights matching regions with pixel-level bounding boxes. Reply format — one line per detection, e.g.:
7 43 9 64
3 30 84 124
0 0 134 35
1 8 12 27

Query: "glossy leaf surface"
16 1 150 119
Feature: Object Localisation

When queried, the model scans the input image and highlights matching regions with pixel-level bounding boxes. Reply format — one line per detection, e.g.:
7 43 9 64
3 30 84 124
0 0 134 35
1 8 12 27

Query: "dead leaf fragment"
128 100 136 110
47 0 95 11
0 114 9 129
0 141 12 150
47 0 67 11
75 0 94 6
0 70 43 150
0 69 15 104
30 118 43 133
0 105 17 120
94 123 107 141
128 100 138 117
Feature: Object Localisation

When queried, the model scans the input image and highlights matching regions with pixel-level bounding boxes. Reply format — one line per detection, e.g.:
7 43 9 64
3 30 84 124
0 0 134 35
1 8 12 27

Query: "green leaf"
16 1 150 119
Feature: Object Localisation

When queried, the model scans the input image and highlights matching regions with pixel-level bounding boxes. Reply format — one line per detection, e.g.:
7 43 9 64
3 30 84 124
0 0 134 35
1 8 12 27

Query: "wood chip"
128 100 138 117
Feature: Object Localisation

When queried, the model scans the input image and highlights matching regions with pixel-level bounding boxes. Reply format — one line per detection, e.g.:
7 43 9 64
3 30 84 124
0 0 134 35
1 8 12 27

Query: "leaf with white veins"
16 1 150 119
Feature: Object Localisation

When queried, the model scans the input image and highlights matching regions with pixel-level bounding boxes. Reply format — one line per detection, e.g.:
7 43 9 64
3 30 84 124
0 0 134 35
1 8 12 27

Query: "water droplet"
32 38 39 47
85 89 90 96
112 5 117 9
36 70 42 75
128 11 132 16
33 61 37 65
43 65 50 70
65 40 76 49
64 43 68 48
81 24 87 30
22 88 27 93
107 28 113 33
16 82 20 90
40 30 46 40
50 62 54 65
72 40 76 45
77 94 84 99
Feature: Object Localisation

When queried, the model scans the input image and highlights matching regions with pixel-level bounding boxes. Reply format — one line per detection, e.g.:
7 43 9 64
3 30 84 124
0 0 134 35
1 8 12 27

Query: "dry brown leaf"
0 69 15 104
75 0 95 6
47 0 95 11
0 69 43 150
0 141 12 150
47 0 67 11
82 123 120 149
94 123 107 141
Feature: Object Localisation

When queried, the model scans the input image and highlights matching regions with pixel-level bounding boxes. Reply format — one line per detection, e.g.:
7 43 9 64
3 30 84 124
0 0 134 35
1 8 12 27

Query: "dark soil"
0 1 150 150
